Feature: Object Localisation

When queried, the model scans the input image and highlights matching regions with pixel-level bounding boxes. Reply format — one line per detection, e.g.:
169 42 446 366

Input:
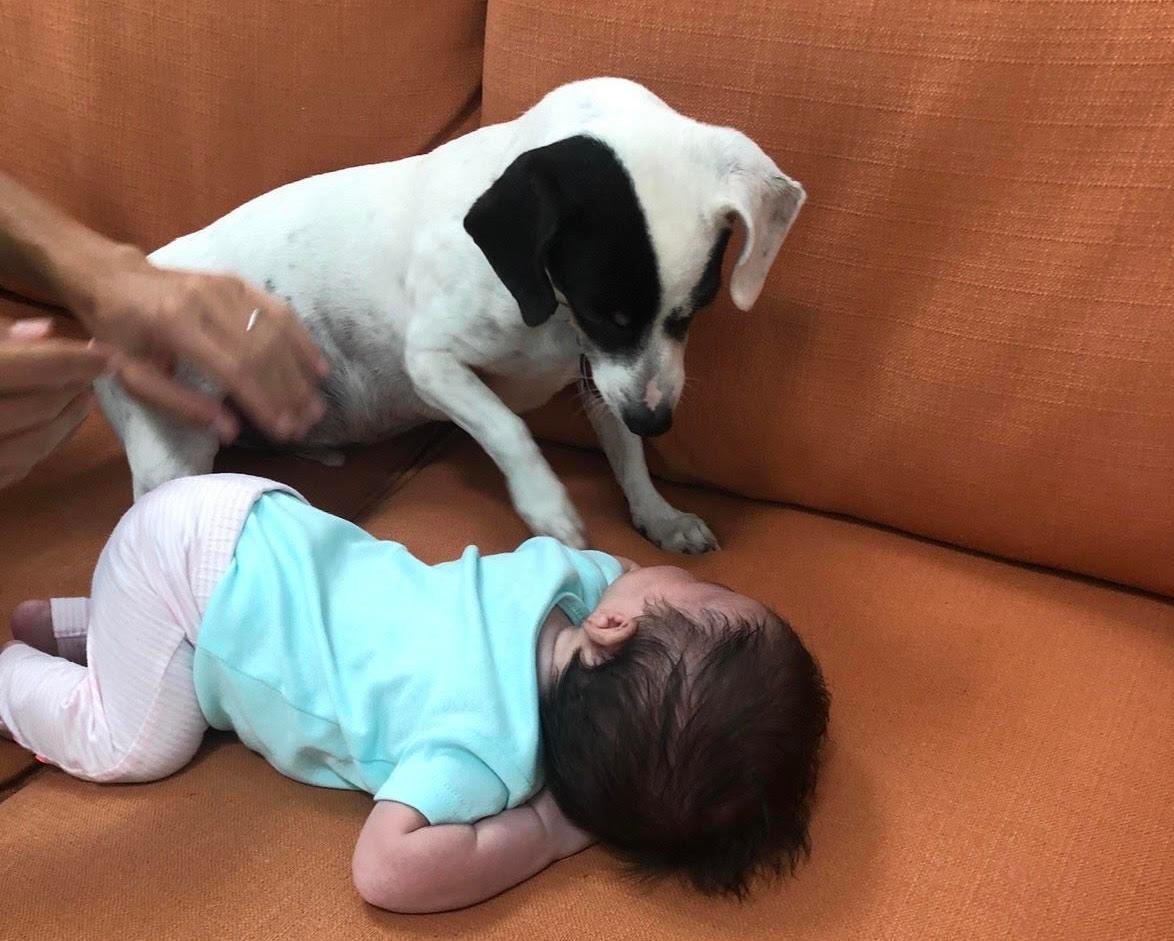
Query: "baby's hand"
530 789 595 860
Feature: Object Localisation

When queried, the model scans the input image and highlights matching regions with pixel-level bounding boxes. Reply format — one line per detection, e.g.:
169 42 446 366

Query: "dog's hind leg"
126 417 218 500
96 376 220 500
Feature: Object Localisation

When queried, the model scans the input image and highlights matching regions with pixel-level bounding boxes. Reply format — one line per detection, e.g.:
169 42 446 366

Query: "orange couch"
1 2 1171 939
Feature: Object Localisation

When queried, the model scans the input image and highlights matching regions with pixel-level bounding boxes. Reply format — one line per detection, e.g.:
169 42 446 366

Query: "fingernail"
86 337 117 368
310 399 326 422
9 317 52 338
213 414 238 443
276 413 296 439
317 358 331 377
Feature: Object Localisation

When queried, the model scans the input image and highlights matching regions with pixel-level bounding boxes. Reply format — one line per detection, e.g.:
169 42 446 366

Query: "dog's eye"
611 311 631 328
664 309 692 341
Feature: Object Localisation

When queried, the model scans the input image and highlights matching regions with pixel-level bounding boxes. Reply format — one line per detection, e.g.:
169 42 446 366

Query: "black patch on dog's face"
664 307 691 341
541 140 661 355
465 135 660 355
662 227 733 342
690 227 732 311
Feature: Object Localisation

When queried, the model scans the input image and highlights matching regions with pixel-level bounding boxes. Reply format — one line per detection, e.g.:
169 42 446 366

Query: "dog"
97 77 805 552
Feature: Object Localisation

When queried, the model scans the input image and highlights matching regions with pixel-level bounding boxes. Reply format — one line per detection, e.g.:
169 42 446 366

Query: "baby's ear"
582 611 637 664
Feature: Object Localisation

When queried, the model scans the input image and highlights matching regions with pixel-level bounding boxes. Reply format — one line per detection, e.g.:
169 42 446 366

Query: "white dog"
98 77 804 552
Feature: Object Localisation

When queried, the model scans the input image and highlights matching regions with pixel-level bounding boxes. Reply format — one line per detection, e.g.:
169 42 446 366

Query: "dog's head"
464 84 804 437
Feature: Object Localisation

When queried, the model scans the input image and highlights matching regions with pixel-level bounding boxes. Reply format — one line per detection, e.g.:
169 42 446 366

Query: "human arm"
351 790 594 913
0 171 328 441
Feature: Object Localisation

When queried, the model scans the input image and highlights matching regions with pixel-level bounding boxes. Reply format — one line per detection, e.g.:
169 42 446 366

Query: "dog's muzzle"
621 401 673 437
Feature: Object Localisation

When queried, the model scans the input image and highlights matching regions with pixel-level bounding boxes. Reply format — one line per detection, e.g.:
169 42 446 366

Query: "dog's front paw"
514 485 588 549
634 508 719 554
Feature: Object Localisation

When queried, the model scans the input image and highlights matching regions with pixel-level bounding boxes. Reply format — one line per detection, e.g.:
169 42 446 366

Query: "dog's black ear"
464 145 564 327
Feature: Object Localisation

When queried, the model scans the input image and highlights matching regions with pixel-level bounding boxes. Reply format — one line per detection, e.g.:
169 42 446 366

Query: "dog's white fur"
97 78 804 551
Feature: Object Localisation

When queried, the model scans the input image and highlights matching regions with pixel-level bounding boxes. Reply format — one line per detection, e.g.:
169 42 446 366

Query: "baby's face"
597 564 768 624
547 564 770 679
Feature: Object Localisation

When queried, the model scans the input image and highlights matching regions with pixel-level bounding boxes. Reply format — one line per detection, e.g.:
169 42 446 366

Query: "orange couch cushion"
0 0 486 251
3 441 1170 939
482 0 1174 597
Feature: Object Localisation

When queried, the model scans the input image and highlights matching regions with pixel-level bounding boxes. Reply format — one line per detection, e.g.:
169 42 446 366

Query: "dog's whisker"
572 396 600 420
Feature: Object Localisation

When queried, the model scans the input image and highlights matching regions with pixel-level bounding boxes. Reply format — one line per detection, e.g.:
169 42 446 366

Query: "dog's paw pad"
635 511 719 554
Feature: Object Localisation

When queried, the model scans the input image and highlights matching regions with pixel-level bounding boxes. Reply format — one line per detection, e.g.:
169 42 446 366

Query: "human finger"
255 294 330 378
116 358 239 442
0 337 116 389
0 389 94 479
0 386 89 437
244 327 326 437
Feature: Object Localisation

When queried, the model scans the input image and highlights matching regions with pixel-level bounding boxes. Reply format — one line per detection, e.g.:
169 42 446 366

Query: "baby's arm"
352 790 593 913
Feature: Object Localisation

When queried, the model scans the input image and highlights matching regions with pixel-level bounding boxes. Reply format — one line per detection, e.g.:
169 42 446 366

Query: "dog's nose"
621 402 673 437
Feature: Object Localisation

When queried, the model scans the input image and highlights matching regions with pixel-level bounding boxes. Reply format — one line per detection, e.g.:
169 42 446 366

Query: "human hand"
530 789 595 861
77 248 329 442
0 316 114 490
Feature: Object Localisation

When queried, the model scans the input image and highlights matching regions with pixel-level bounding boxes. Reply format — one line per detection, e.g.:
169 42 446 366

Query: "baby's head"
538 563 830 898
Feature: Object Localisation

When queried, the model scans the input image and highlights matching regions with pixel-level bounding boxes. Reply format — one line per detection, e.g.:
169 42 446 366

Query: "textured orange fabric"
0 409 446 788
0 0 486 251
483 0 1174 596
1 440 1170 940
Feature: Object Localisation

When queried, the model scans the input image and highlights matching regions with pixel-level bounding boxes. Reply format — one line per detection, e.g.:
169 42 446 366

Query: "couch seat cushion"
1 439 1169 939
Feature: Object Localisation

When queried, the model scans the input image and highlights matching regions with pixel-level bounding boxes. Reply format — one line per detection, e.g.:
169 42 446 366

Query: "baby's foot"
9 600 56 655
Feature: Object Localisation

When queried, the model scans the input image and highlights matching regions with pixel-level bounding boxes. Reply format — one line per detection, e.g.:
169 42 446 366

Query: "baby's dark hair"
539 600 830 899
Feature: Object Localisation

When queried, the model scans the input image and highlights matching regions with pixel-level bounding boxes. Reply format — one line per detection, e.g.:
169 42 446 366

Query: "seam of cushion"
421 81 484 155
0 760 45 804
352 424 459 523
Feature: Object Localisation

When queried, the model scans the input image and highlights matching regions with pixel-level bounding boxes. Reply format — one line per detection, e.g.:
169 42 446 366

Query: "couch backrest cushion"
482 0 1174 596
0 1 486 251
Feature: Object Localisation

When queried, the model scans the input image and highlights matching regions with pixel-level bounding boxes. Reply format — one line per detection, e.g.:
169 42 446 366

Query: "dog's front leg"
585 393 718 554
407 349 587 548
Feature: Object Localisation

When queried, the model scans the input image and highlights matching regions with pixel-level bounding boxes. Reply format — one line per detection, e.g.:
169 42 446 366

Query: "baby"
0 474 829 912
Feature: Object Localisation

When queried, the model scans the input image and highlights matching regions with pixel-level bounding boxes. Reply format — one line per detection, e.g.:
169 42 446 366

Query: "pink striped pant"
0 474 291 782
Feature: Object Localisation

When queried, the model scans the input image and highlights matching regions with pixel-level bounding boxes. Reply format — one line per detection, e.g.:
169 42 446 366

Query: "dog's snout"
622 402 673 437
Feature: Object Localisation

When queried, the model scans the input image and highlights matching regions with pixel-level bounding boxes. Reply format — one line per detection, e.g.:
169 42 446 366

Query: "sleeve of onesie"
565 547 625 611
375 744 510 825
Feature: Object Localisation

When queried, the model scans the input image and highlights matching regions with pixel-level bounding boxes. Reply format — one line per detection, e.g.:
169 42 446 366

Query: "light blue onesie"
193 491 622 825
